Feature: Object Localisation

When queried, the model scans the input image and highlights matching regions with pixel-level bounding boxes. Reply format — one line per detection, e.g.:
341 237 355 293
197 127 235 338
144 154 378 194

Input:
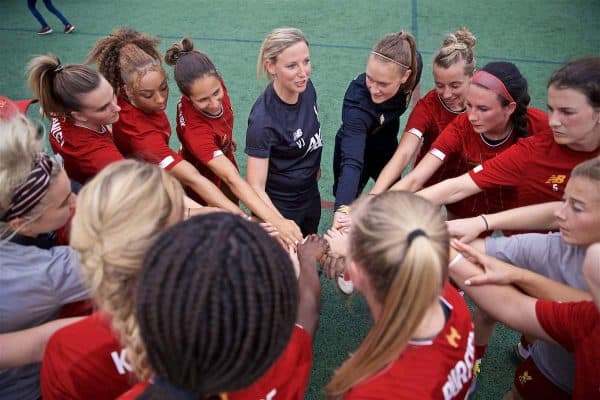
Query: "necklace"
73 121 106 135
199 106 224 119
480 126 514 148
437 94 465 114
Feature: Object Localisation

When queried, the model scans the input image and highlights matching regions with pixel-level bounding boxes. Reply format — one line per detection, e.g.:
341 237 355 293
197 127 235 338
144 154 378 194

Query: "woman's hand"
298 234 329 268
332 211 352 231
451 239 521 286
274 218 303 249
324 228 349 257
319 254 347 280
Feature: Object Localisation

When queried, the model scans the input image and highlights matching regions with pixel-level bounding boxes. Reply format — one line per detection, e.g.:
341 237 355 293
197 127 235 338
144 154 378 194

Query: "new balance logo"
545 175 566 184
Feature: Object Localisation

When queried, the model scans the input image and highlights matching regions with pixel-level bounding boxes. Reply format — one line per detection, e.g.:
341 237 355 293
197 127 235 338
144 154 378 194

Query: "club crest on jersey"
379 113 385 125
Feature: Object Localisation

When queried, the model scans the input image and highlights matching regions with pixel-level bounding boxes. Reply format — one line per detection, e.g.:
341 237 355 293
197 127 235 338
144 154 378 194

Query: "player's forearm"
297 255 322 336
417 174 480 206
248 182 284 217
485 202 561 232
225 175 279 220
371 146 413 194
512 268 591 302
449 253 552 342
172 162 244 214
0 317 82 369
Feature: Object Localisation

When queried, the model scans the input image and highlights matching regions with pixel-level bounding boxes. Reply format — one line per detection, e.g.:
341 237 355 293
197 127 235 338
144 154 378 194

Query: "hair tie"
371 51 410 70
54 60 64 73
2 153 53 222
406 228 428 246
471 70 515 103
177 50 191 61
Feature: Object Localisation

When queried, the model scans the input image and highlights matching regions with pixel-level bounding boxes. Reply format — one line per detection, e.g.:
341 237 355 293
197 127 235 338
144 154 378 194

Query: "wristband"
449 253 463 268
480 214 489 231
336 205 351 214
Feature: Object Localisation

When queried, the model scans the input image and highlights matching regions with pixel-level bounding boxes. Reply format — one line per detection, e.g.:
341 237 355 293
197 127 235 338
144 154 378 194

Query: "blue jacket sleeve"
334 100 372 210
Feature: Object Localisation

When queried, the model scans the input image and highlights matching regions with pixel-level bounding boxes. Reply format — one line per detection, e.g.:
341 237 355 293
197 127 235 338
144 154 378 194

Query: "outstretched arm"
447 201 561 242
170 160 245 215
448 245 555 343
416 173 481 206
370 131 421 194
452 239 590 302
209 155 302 245
0 317 83 369
387 153 444 193
296 235 328 336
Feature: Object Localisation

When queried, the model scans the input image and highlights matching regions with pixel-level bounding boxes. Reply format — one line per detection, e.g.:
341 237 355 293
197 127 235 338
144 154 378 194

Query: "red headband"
471 70 515 103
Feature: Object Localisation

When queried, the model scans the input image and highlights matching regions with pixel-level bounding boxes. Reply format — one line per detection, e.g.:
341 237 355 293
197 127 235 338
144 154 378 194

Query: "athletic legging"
28 0 70 27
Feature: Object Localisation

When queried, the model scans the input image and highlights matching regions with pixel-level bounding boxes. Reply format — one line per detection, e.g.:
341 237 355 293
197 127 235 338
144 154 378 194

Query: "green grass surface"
1 1 598 398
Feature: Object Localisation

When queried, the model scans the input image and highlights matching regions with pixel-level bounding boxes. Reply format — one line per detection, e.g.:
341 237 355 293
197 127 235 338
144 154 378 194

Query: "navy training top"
245 79 322 207
333 52 423 210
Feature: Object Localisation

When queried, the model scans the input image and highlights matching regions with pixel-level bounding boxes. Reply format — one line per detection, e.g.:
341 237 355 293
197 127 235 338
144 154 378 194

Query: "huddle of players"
1 23 599 400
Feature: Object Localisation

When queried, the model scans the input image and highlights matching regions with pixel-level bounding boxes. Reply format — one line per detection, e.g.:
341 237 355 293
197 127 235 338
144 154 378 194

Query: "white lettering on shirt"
50 118 64 146
110 349 132 375
303 128 323 157
442 330 474 400
178 101 186 127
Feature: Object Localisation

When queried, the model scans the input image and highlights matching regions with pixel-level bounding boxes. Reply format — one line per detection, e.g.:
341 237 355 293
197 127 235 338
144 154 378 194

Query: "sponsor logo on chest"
545 174 566 192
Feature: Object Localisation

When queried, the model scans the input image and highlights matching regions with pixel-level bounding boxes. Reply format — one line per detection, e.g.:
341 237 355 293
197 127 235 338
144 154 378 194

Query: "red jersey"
118 325 312 400
49 117 124 184
469 131 600 207
429 107 549 218
404 89 463 186
41 312 135 400
536 300 600 399
345 284 475 400
112 96 183 171
176 82 238 190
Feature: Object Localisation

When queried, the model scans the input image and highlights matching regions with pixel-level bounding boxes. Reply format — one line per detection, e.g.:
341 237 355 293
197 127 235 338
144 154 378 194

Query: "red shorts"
513 357 569 400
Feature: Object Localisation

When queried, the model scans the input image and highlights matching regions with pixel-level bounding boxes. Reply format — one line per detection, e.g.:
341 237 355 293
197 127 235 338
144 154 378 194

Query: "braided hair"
87 28 164 92
136 213 299 399
433 27 476 76
480 62 531 138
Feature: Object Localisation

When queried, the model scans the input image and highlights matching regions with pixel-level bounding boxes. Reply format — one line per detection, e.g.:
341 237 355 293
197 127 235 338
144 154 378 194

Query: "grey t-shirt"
0 241 89 400
485 232 587 394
